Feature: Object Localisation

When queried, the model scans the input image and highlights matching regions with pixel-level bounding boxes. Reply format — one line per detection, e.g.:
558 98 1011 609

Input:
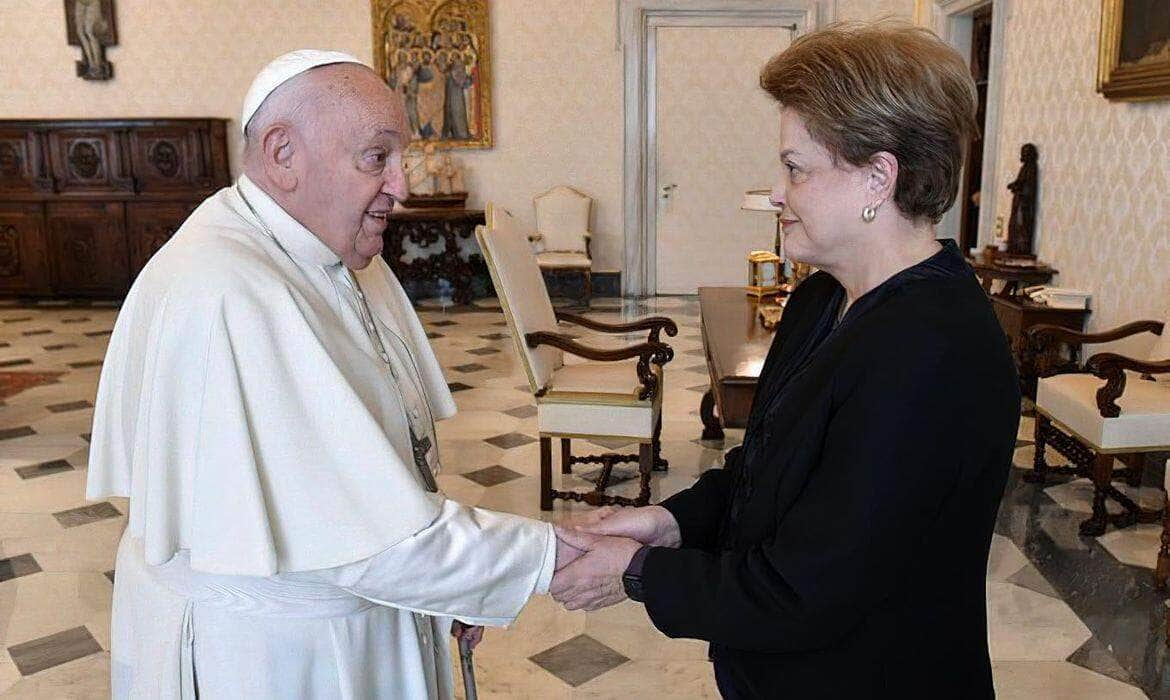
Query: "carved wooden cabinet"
0 118 229 298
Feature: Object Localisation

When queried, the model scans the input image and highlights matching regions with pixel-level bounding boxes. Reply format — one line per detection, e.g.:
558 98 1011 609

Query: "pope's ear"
259 123 298 191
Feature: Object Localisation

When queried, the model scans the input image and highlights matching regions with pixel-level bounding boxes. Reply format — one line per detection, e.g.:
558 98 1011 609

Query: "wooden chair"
1026 319 1170 536
531 185 593 305
476 204 676 510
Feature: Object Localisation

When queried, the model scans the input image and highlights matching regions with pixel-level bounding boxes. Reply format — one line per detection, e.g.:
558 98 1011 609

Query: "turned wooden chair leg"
636 442 653 506
652 413 668 471
582 270 592 307
561 438 572 474
540 437 553 511
1024 414 1050 484
1079 452 1114 537
1157 494 1170 590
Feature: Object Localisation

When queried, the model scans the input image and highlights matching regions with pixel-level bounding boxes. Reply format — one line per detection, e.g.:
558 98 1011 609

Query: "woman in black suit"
550 20 1020 698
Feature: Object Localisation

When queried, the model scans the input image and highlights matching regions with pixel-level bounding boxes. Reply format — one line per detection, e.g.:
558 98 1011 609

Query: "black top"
644 240 1020 698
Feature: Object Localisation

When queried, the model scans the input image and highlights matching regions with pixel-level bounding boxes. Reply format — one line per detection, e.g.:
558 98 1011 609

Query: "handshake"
549 505 681 612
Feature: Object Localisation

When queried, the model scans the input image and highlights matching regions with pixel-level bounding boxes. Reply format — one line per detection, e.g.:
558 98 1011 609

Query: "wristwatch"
622 545 651 602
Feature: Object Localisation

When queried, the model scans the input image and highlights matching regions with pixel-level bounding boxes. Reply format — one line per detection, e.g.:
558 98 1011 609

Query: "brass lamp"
742 189 787 296
746 250 782 299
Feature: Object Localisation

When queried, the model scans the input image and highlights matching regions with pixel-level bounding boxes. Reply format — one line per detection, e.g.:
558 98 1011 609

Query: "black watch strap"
622 545 651 602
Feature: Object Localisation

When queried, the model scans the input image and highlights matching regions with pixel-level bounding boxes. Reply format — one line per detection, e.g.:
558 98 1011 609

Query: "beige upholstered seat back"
533 185 591 254
477 204 563 393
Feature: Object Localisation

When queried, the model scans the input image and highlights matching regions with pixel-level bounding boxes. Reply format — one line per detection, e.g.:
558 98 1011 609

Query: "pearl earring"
861 205 877 223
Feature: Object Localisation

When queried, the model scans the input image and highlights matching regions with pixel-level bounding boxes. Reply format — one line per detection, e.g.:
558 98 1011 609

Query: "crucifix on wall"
65 0 117 81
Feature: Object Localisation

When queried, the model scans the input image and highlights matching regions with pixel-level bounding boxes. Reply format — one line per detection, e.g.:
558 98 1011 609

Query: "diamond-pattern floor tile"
462 464 525 487
7 626 103 676
528 634 630 687
0 553 42 582
503 405 537 419
52 502 121 528
485 432 537 450
452 363 489 373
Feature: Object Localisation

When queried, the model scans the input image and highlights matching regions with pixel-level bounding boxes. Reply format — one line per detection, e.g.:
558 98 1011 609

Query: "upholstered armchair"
531 185 594 304
1026 319 1170 537
476 204 676 510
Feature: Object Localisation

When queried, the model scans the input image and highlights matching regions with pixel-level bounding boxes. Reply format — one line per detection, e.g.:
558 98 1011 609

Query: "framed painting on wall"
1097 0 1170 101
372 0 492 149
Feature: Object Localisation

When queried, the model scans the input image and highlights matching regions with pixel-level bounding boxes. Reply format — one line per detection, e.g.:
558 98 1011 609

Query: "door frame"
922 0 1010 251
619 0 835 297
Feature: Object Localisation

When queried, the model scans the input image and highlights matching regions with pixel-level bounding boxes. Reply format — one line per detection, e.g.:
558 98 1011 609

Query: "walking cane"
454 622 479 700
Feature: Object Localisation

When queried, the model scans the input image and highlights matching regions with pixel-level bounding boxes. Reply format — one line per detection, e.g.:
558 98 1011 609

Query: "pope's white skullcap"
241 49 367 134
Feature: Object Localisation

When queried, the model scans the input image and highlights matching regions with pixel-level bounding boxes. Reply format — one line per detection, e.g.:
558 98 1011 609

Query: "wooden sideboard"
0 118 230 298
382 208 488 304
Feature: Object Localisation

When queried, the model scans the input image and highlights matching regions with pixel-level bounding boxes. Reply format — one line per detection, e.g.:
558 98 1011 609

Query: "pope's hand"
451 620 484 650
549 527 641 611
555 530 588 571
573 505 681 548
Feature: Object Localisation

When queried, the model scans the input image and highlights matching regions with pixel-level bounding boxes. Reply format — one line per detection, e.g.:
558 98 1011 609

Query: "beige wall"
0 0 372 173
990 0 1170 347
0 0 917 274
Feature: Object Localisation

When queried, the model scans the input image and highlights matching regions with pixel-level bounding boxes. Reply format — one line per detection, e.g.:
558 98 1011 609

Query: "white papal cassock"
86 175 556 699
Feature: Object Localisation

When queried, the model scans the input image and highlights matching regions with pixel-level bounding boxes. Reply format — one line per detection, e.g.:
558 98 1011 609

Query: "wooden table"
698 287 778 440
382 208 487 304
990 295 1089 398
970 259 1056 298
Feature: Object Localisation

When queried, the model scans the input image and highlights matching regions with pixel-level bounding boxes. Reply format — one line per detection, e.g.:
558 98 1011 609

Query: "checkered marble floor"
0 297 1162 697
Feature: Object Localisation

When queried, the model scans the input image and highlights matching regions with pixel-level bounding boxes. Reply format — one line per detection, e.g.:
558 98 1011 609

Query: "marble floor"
0 296 1165 698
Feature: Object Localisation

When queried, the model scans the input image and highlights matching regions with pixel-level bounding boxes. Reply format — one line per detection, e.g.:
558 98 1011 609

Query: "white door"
654 26 793 295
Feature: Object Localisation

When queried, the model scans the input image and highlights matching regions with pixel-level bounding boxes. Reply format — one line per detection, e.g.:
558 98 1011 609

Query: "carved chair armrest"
525 331 674 400
1084 352 1170 418
1026 320 1164 351
554 311 679 344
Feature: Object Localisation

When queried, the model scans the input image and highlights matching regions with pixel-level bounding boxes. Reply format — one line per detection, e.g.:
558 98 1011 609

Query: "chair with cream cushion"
532 185 593 305
1027 319 1170 536
477 204 676 510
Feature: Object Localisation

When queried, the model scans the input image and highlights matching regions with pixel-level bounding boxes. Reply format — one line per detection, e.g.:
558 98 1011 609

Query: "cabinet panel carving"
126 201 196 275
46 201 129 296
0 119 230 298
0 130 53 196
0 203 52 295
48 129 133 194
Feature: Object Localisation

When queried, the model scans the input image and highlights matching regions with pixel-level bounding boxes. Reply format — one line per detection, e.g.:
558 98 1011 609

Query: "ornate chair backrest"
477 204 564 393
533 185 591 254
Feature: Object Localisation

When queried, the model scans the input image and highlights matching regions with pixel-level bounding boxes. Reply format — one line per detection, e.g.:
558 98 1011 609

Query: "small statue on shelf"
1005 143 1038 258
401 143 468 208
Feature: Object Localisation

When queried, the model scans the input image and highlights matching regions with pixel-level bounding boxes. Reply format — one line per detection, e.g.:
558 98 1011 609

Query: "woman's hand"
573 505 681 548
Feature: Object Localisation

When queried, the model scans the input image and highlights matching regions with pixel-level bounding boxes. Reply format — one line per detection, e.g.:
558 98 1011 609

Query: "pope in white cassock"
86 50 579 698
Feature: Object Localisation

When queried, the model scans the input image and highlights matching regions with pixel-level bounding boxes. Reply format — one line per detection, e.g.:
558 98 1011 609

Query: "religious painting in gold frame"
1097 0 1170 101
372 0 492 148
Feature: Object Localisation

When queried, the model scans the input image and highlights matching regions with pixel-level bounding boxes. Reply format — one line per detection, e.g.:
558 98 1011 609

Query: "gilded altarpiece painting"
372 0 492 148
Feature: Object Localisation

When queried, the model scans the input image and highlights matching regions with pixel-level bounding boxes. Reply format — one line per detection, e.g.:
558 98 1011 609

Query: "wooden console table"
970 259 1056 298
990 295 1089 398
382 208 487 304
698 286 778 440
0 118 230 298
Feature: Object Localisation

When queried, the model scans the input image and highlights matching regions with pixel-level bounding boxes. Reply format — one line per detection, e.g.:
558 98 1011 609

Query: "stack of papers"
1024 286 1091 310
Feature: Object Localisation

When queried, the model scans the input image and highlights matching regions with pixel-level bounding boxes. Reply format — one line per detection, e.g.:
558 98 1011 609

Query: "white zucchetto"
240 49 366 134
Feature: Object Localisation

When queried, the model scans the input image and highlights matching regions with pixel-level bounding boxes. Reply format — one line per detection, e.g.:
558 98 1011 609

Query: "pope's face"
296 67 409 270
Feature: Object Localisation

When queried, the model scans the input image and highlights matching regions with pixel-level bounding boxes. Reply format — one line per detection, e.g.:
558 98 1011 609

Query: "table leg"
700 389 724 441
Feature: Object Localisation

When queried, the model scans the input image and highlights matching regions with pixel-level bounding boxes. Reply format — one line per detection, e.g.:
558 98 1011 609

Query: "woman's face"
770 107 871 270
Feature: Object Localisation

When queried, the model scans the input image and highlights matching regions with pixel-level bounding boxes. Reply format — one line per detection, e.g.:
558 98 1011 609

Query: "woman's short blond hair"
760 21 978 224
